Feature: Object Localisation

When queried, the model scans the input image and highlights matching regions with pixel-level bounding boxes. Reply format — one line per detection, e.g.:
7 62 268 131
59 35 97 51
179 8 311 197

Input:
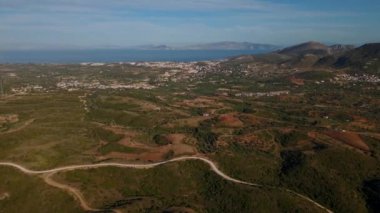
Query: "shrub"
153 134 171 146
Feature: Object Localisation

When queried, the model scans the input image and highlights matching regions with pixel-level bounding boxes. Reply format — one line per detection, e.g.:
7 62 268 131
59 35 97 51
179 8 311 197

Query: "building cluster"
56 79 156 91
11 85 45 94
132 61 224 77
78 95 89 112
333 74 380 83
130 61 218 71
80 63 106 66
127 60 287 82
235 90 290 98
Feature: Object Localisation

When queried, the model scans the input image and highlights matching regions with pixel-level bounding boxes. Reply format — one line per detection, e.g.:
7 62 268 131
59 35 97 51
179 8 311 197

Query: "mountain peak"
278 41 329 56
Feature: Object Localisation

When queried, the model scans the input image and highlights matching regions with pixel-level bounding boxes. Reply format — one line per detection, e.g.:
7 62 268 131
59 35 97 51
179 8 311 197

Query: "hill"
130 44 173 50
184 42 279 51
278 41 331 56
228 41 368 69
132 42 279 51
334 43 380 68
314 43 380 74
278 41 354 57
330 44 355 55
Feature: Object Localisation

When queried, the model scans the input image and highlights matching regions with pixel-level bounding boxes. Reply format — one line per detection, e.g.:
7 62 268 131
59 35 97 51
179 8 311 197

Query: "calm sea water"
0 49 266 64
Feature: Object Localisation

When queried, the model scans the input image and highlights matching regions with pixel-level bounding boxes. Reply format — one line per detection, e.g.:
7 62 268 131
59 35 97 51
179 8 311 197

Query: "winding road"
0 156 333 213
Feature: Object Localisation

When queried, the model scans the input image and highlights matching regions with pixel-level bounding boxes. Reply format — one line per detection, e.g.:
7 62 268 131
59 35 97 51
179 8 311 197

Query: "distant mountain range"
278 41 355 56
183 42 279 51
228 41 380 72
132 42 279 51
332 43 380 68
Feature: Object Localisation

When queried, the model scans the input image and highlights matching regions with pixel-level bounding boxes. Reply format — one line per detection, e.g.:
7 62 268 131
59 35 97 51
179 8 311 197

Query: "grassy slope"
0 92 97 169
60 161 324 213
0 167 83 213
280 147 379 213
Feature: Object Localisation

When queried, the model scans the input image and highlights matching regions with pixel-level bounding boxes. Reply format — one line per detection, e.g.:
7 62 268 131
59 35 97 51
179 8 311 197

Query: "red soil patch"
219 114 244 128
324 130 370 152
164 207 196 213
307 131 318 139
96 125 197 163
165 134 186 144
280 128 294 134
277 95 299 102
349 115 376 130
105 140 196 162
0 114 18 123
103 133 196 162
289 76 305 85
240 114 271 127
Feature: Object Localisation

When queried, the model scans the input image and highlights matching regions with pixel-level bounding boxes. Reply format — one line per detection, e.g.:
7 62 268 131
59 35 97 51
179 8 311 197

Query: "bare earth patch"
165 134 196 154
164 206 197 213
0 192 10 200
324 130 370 152
106 137 197 162
289 76 305 85
0 114 19 124
164 133 185 144
240 114 273 127
349 115 376 131
98 126 197 162
1 118 35 134
218 114 244 128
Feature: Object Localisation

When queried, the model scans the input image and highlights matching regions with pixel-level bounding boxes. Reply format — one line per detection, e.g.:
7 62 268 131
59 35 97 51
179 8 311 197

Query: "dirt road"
0 156 333 213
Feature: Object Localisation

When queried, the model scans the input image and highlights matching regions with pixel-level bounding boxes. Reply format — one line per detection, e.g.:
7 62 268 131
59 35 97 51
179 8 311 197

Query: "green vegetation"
280 148 379 213
192 119 218 153
280 150 305 174
294 71 334 81
61 161 324 212
0 93 97 169
153 134 171 146
98 142 143 155
0 168 82 213
362 179 380 213
213 143 281 186
89 127 124 143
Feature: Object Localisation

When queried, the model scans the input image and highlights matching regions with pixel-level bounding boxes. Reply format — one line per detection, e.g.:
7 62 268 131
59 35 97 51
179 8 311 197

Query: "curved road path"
0 156 333 213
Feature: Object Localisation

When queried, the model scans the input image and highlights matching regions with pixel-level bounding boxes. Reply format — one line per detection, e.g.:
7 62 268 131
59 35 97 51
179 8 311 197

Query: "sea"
0 49 266 64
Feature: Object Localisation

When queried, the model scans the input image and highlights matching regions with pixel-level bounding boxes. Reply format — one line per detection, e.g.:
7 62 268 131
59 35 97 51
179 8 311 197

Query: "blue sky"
0 0 379 50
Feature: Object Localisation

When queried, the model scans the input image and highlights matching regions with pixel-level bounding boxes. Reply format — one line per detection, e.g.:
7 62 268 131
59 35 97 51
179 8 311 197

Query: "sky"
0 0 379 50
